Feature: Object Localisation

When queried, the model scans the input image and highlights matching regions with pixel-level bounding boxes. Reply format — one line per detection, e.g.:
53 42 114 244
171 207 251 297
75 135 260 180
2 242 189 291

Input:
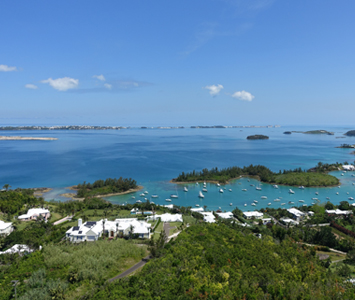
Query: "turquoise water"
0 125 354 211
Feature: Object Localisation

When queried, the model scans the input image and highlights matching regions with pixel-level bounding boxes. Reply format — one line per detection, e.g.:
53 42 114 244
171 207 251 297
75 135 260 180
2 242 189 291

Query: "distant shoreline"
0 136 57 141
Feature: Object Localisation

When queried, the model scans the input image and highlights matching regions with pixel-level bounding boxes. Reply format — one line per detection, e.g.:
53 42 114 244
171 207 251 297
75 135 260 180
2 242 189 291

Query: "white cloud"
25 84 38 90
104 83 112 89
41 77 79 91
0 64 17 72
93 74 105 81
204 84 224 97
231 90 254 101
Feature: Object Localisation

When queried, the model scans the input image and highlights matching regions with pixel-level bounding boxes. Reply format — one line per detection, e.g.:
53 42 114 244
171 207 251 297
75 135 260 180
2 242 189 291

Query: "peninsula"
173 163 342 187
303 130 334 135
345 130 355 136
0 136 57 141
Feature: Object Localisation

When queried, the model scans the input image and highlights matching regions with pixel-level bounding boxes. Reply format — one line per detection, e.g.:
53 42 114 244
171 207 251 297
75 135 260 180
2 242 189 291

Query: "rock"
246 135 269 140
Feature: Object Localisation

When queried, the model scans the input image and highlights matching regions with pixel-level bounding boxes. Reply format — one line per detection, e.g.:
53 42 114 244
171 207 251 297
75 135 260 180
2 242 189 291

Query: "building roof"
18 208 50 219
0 244 34 255
243 211 264 218
0 220 12 230
216 212 234 219
326 209 352 215
200 212 216 223
287 208 305 218
190 207 204 212
147 213 183 222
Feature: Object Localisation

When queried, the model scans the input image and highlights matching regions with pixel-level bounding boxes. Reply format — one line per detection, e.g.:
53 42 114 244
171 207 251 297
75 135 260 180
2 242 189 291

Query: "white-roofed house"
325 209 352 219
243 211 264 219
287 208 305 222
0 220 13 236
0 244 34 255
147 213 183 222
190 207 204 212
200 212 216 223
216 212 234 219
18 208 50 221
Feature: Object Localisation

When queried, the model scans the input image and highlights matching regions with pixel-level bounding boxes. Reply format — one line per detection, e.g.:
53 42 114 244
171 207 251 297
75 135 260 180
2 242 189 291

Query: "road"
108 255 151 282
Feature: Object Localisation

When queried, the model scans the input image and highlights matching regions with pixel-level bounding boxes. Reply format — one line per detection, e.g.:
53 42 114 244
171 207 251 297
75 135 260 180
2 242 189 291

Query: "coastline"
61 185 144 199
0 136 57 141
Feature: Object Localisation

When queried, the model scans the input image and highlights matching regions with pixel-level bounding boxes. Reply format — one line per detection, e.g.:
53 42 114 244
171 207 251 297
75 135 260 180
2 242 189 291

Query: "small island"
303 130 334 135
283 131 292 134
336 144 355 149
345 130 355 136
246 134 269 140
68 177 141 198
173 162 341 187
0 136 57 141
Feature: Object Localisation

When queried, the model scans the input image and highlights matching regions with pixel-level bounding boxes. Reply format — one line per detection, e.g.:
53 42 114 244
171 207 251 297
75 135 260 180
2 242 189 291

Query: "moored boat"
198 191 205 198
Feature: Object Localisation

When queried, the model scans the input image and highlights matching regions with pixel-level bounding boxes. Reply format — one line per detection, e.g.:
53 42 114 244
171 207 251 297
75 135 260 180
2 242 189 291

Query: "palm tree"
102 219 106 239
129 224 135 240
2 184 11 191
116 222 119 239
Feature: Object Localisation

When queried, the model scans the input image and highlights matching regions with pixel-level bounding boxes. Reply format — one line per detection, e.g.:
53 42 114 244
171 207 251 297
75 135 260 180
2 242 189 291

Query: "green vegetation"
345 130 355 136
76 177 138 198
304 129 334 135
246 134 269 140
174 162 340 186
92 223 354 299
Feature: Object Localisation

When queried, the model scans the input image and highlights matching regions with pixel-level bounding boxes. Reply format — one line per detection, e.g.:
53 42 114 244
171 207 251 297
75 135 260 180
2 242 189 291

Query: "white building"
243 211 264 219
0 220 13 236
261 218 272 225
0 244 34 255
18 208 50 221
201 212 216 223
280 218 299 226
287 208 305 221
326 209 352 217
147 213 183 222
216 212 234 219
343 165 355 171
66 218 152 243
190 207 204 212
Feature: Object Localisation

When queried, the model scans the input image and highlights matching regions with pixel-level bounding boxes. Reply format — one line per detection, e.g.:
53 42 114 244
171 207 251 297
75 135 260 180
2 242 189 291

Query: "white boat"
315 192 319 195
299 200 304 203
251 203 256 206
303 204 307 207
289 189 295 194
289 201 294 204
256 187 262 191
219 189 224 193
170 194 178 198
203 181 206 186
352 174 355 177
151 194 158 198
312 198 318 200
184 187 188 192
144 198 148 201
353 183 355 185
242 189 247 192
347 192 349 195
202 188 208 192
349 197 354 200
299 186 304 189
248 179 250 182
274 199 280 202
326 197 330 200
253 200 258 203
165 199 172 202
136 200 142 203
244 203 247 207
195 204 200 207
131 196 135 199
281 203 285 206
196 182 199 185
250 184 254 186
151 201 155 204
338 186 341 188
229 189 232 192
217 183 220 187
229 203 233 206
341 173 344 176
268 203 271 206
336 192 339 195
261 196 267 199
139 193 145 197
273 185 279 189
144 191 149 194
198 191 205 198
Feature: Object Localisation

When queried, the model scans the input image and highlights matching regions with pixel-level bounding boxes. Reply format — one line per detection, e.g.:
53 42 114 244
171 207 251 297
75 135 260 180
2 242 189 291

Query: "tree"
339 201 350 210
2 184 11 191
129 224 135 240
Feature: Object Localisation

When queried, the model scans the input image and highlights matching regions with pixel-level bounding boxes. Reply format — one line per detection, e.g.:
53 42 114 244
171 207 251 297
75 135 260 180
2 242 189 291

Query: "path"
108 255 151 282
53 215 73 225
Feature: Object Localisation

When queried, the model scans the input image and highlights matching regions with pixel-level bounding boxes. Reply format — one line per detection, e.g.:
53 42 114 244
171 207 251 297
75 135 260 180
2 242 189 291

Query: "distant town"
0 125 281 130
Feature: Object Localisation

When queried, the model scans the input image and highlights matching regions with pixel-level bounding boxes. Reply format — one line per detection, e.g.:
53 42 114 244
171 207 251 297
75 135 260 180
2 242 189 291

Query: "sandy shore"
0 136 58 140
63 185 143 199
33 187 53 197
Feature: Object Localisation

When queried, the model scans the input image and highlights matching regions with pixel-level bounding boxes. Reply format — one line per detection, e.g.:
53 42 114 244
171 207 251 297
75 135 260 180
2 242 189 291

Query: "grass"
183 215 196 225
331 227 355 241
316 250 346 262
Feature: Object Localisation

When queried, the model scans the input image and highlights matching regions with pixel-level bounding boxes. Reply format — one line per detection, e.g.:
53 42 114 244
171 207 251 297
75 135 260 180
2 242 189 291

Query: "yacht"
229 189 232 192
315 192 319 195
250 184 255 186
341 173 344 176
198 191 205 198
299 200 305 203
244 203 247 207
219 188 224 193
347 192 349 195
352 174 355 177
289 201 294 204
203 181 206 186
289 189 295 194
312 198 318 200
349 197 354 200
196 182 199 185
268 203 271 206
151 194 158 198
140 193 145 197
170 194 178 198
256 187 262 191
144 191 149 194
131 196 135 199
151 201 155 204
281 203 285 206
202 188 208 192
229 203 233 206
299 186 305 189
338 186 341 188
136 200 142 203
242 189 247 192
336 192 339 195
253 200 258 203
145 198 148 201
165 199 172 202
195 204 200 207
217 183 220 187
251 203 256 206
261 196 267 199
273 184 279 189
184 187 188 192
274 199 280 202
303 204 307 207
326 197 330 200
353 183 355 185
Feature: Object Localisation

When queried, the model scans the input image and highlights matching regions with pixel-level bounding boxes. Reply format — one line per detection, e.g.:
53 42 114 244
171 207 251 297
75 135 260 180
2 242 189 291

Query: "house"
280 218 299 226
0 220 13 236
66 218 152 243
0 244 35 255
18 208 50 221
201 212 216 223
261 218 272 225
287 208 305 221
243 211 264 219
190 207 204 212
216 212 234 219
325 209 352 218
343 165 355 171
147 213 183 222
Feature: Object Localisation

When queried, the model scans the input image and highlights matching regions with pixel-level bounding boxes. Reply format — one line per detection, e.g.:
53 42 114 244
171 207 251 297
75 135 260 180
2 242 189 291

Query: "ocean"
0 125 354 211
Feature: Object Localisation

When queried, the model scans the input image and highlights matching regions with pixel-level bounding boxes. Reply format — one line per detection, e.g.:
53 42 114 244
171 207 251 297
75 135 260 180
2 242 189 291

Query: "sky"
1 0 355 127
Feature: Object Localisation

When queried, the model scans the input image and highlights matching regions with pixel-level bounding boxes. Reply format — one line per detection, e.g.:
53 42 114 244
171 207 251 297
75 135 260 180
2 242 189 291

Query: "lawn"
316 250 346 262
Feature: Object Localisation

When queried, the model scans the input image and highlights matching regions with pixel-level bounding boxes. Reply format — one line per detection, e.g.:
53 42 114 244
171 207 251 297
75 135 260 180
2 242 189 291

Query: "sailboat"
198 191 205 198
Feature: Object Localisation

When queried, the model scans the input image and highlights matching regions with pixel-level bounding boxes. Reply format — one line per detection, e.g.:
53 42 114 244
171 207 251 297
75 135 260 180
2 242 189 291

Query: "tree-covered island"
73 177 140 198
173 162 343 186
345 130 355 136
246 134 269 140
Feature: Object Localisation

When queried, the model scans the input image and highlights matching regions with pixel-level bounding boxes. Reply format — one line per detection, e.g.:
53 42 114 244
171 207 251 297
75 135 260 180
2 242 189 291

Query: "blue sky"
1 0 354 126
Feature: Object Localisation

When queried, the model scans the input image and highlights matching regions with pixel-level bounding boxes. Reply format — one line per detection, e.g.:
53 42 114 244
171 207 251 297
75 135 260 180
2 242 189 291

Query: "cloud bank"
204 84 224 97
25 84 38 90
0 64 17 72
231 90 254 101
41 77 79 91
93 74 106 81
